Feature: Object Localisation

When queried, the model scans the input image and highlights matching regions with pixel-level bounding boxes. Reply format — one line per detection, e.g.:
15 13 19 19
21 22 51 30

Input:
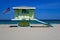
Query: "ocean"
0 20 60 24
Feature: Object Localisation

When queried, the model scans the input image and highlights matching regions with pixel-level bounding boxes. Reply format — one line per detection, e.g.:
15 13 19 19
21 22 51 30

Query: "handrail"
32 19 53 27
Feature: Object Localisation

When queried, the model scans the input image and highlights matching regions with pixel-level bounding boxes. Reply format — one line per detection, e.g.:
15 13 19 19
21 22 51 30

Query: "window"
22 9 29 14
22 9 26 13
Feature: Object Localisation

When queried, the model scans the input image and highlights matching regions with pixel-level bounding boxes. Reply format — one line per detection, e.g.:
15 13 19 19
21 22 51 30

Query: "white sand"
0 24 60 40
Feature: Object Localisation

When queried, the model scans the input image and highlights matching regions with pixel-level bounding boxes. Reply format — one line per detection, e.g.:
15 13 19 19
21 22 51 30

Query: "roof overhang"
13 6 36 9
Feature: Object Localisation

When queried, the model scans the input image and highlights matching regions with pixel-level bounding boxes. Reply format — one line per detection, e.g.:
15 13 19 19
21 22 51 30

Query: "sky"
0 0 60 20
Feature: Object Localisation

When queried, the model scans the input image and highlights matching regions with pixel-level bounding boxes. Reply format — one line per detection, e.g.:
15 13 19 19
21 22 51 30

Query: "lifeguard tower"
12 6 52 27
12 6 36 27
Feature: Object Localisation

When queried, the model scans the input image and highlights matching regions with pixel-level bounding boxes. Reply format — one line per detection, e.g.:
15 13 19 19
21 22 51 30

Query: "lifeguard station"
12 6 52 27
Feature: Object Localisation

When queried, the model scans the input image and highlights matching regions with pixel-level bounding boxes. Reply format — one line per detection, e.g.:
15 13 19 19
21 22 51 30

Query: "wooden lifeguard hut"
12 6 36 27
11 6 52 27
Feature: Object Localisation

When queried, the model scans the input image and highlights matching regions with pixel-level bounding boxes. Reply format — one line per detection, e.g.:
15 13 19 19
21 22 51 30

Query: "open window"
22 9 29 14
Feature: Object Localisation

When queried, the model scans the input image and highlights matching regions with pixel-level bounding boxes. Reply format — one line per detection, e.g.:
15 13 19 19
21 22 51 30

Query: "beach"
0 24 60 40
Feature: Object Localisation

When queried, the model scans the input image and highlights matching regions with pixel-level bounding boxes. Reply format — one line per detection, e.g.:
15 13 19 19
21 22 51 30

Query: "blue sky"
0 0 60 20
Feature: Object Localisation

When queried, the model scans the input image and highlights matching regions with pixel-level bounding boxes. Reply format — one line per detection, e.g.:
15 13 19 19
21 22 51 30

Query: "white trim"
11 19 29 20
13 7 36 9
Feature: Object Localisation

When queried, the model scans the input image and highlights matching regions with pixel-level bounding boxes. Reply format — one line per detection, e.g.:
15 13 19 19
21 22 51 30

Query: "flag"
2 8 10 14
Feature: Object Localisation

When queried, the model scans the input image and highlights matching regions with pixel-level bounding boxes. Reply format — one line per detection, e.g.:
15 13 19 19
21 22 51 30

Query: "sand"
0 24 60 40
